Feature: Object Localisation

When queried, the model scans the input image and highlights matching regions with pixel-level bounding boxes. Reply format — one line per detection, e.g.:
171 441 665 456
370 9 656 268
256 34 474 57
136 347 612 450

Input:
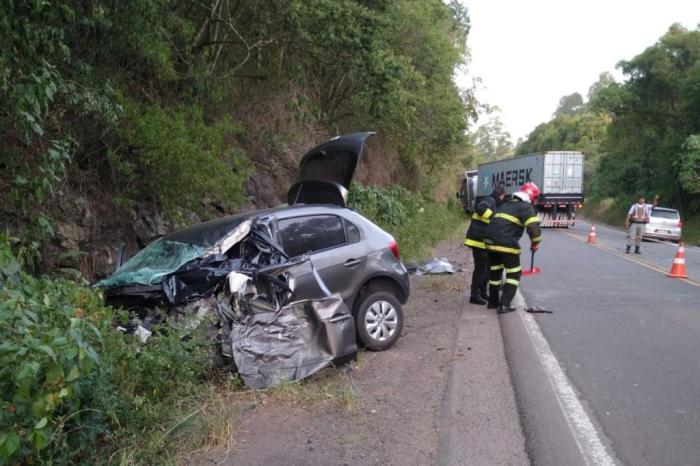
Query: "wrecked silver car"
97 132 410 389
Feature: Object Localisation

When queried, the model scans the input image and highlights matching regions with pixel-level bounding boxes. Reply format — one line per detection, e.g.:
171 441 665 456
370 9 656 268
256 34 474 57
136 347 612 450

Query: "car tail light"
389 240 401 260
678 221 683 228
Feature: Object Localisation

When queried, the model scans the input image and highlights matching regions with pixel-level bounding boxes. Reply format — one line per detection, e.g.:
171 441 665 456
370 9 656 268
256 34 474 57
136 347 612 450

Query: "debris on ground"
407 257 455 275
524 306 554 314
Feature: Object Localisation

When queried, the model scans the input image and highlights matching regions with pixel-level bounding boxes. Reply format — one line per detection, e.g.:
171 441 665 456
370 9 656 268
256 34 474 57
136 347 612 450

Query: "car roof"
651 207 679 213
162 204 364 247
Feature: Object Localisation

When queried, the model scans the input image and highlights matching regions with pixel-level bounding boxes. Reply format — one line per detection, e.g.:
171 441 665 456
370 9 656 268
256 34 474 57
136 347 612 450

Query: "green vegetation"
349 183 464 260
0 236 223 464
110 103 248 220
517 25 700 244
1 0 474 270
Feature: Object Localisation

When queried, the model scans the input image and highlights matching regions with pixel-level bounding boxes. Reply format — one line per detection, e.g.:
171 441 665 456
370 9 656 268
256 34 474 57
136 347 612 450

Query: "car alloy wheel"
365 300 398 342
356 290 404 351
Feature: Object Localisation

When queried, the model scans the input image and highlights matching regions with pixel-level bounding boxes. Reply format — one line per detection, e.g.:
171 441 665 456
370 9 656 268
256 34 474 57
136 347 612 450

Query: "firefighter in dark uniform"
485 182 542 313
464 185 506 305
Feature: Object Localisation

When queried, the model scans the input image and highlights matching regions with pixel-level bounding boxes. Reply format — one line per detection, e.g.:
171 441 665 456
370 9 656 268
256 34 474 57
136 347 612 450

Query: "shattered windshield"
97 239 207 288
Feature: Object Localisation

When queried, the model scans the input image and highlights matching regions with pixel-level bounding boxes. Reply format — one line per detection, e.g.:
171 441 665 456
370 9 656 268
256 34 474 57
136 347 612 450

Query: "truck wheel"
355 291 404 351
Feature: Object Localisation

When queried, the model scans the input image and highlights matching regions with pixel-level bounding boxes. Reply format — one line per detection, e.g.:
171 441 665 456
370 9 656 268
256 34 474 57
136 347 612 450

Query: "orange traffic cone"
667 242 688 279
586 225 597 244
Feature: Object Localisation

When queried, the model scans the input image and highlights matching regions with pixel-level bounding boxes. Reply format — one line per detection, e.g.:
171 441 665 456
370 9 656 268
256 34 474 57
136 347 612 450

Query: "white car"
643 207 682 242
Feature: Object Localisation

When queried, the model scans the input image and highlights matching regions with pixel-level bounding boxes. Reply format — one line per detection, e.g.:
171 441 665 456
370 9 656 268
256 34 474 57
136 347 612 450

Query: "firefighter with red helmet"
484 182 542 313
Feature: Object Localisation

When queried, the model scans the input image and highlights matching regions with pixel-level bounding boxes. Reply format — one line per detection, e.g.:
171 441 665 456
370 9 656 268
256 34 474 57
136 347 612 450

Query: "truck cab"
457 170 479 213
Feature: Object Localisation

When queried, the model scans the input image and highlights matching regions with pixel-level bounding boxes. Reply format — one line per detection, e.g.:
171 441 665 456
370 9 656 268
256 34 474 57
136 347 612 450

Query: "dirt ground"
195 239 528 466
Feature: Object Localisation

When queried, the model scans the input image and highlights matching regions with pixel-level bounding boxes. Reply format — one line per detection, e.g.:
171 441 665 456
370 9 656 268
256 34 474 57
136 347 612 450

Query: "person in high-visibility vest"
464 186 506 305
625 194 659 254
484 182 542 313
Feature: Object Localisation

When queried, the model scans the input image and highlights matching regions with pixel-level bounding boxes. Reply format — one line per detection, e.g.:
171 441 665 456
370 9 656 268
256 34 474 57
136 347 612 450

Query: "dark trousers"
487 251 522 307
470 247 489 298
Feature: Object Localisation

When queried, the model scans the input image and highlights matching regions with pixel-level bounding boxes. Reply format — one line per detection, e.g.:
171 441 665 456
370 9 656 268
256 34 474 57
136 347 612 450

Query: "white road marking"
515 292 617 466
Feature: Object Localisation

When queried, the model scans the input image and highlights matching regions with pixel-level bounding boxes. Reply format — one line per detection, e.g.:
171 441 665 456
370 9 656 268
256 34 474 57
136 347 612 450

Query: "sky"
457 0 700 142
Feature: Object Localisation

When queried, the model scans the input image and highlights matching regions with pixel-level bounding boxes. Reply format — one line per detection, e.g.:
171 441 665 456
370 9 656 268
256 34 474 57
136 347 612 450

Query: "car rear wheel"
355 291 404 351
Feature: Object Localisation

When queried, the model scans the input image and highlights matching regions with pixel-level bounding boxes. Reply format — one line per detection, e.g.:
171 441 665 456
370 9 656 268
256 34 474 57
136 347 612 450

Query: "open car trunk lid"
288 131 375 207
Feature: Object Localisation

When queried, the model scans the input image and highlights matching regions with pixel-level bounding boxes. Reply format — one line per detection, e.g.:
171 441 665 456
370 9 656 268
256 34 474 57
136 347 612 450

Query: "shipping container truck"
475 151 584 227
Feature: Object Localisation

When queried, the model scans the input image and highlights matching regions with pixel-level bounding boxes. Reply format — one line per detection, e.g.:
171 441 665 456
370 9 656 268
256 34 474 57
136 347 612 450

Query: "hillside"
1 0 475 279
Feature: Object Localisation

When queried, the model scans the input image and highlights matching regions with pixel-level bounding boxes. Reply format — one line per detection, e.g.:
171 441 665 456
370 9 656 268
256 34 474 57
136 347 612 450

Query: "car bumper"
643 226 682 241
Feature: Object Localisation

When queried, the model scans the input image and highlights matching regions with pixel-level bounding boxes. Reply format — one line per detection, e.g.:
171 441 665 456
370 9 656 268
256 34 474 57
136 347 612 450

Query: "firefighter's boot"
635 246 641 254
626 245 631 254
480 284 489 302
498 304 517 314
469 294 487 305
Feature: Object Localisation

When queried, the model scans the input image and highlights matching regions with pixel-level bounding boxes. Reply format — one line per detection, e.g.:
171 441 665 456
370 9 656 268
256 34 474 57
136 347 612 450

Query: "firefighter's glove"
530 243 539 252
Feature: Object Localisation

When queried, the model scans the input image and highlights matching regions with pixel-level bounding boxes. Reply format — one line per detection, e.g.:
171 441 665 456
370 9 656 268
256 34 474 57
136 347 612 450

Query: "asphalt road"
517 222 700 465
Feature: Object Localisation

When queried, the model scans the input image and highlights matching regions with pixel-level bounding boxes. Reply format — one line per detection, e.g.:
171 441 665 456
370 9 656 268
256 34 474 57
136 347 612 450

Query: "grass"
110 367 359 464
416 274 465 292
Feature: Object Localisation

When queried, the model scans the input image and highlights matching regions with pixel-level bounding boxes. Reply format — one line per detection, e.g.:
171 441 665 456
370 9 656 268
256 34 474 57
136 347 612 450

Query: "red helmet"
520 182 540 203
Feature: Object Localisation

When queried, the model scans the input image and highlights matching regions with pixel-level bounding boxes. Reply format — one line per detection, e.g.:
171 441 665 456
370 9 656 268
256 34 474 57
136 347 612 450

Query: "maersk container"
476 151 584 227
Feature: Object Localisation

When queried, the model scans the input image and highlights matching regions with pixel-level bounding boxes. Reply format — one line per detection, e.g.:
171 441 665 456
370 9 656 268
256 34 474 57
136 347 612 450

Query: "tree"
467 106 513 164
586 72 617 106
554 92 584 117
594 24 700 211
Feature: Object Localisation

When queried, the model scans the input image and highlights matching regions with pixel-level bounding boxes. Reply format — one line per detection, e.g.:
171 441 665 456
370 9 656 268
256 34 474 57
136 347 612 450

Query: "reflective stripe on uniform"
482 208 493 219
488 280 501 286
471 212 491 224
490 264 504 271
495 212 523 226
486 244 521 254
531 235 542 242
505 266 522 273
505 278 520 286
464 238 486 249
524 216 540 226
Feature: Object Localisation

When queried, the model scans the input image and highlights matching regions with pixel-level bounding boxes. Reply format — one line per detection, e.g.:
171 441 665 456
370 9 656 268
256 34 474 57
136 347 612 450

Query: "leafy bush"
349 183 417 227
0 240 113 462
110 103 249 223
0 237 214 464
349 183 463 260
681 216 700 246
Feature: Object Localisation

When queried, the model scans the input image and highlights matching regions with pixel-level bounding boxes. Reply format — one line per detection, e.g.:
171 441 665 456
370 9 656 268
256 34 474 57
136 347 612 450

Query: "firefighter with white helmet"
484 182 542 313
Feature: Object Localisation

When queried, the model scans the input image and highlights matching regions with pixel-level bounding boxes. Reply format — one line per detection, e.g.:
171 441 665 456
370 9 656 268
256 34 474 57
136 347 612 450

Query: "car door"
276 214 367 305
